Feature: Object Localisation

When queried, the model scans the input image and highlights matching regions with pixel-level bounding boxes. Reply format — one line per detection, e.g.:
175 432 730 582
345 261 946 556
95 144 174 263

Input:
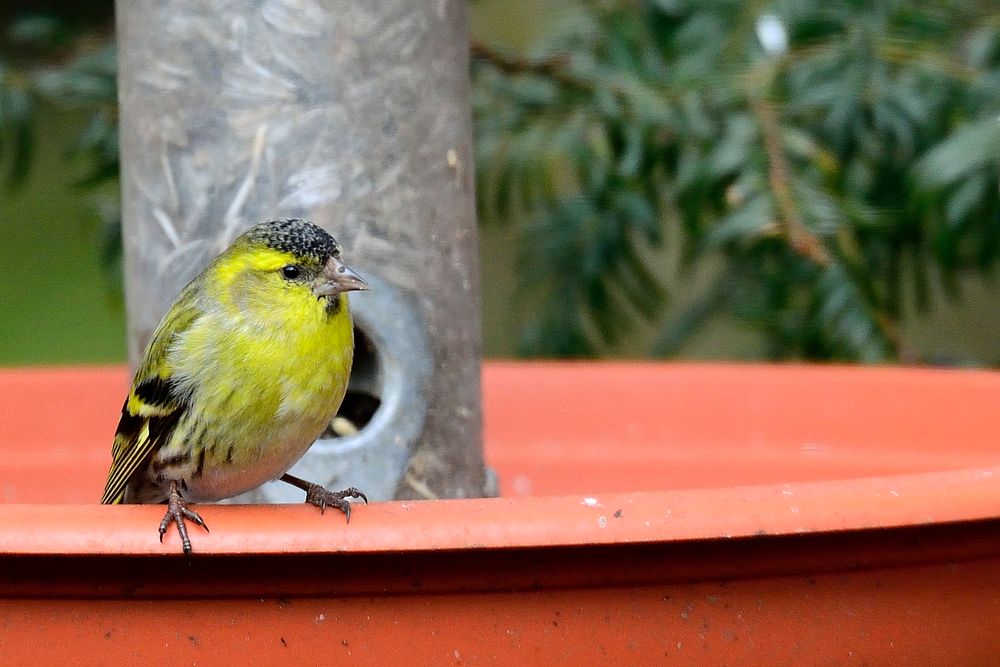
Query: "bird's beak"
313 256 369 298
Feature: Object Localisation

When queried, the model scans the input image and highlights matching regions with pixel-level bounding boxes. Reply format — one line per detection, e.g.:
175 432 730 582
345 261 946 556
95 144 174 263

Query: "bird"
100 218 369 555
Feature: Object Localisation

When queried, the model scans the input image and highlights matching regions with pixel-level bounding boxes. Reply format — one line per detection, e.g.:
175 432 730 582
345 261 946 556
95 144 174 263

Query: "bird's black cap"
242 218 340 263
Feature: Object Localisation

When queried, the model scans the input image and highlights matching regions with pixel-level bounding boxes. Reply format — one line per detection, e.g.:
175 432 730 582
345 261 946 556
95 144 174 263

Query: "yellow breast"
161 285 354 499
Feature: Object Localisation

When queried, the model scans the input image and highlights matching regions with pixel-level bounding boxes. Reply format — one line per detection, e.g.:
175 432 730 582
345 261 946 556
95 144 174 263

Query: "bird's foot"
304 484 368 522
279 473 367 521
159 484 209 556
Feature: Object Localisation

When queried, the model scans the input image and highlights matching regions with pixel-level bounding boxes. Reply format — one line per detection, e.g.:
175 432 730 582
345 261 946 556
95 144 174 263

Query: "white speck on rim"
511 474 532 496
888 489 900 497
582 497 600 507
597 516 607 528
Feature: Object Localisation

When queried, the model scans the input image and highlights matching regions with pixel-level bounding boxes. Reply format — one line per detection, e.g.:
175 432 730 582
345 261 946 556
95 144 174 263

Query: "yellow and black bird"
101 218 369 554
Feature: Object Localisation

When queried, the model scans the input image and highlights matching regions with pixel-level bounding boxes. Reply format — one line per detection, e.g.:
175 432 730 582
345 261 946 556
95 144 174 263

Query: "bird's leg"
159 481 209 556
279 473 367 522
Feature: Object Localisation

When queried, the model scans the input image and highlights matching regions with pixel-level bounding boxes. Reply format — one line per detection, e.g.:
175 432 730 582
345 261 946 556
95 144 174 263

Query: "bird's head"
213 218 368 317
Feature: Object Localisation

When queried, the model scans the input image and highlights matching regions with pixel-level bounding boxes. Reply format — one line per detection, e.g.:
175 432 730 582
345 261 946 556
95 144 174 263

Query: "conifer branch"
750 98 831 266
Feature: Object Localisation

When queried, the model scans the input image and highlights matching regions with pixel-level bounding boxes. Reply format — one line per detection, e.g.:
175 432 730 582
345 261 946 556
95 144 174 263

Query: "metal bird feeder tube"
116 0 486 501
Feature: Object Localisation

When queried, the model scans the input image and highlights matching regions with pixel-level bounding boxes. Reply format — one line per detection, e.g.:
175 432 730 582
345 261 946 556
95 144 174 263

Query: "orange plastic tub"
1 362 998 664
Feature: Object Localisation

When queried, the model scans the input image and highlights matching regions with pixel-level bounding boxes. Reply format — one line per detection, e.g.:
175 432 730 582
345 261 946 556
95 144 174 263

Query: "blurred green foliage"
3 2 1000 363
473 0 1000 360
0 11 121 275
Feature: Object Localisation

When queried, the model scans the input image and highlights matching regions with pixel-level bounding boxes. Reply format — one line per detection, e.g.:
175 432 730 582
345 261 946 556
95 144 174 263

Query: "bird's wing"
100 292 201 505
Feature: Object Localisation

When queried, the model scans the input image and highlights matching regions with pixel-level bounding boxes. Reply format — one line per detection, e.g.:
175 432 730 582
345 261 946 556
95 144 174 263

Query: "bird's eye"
281 265 301 279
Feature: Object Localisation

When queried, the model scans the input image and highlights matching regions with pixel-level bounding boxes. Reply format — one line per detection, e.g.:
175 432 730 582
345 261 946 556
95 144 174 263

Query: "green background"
2 1 1000 366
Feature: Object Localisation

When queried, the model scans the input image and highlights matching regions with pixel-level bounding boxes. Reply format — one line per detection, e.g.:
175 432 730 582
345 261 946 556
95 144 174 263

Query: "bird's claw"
304 484 367 523
158 486 209 556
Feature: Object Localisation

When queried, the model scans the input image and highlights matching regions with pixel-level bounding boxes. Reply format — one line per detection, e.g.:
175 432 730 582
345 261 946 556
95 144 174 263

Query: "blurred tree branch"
473 0 1000 362
748 98 830 267
470 41 587 93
